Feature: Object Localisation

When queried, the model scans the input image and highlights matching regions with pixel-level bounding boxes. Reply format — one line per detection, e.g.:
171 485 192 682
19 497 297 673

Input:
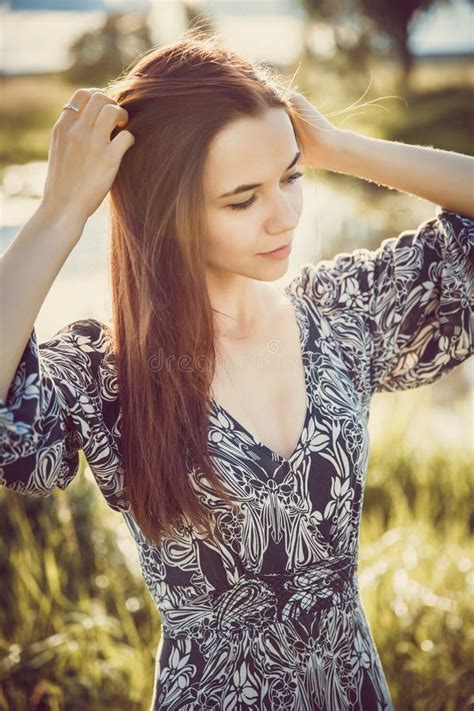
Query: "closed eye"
228 171 303 211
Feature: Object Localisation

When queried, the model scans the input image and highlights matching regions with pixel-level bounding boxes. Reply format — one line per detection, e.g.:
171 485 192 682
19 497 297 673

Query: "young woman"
1 32 472 711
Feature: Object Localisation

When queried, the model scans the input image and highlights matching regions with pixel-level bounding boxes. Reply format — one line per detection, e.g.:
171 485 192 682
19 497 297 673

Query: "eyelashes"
229 171 303 211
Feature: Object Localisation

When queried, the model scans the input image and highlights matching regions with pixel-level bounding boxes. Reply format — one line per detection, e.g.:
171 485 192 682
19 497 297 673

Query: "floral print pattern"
1 207 472 710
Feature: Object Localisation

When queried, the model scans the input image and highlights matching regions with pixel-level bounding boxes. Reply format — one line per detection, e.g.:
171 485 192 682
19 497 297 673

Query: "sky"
0 0 472 74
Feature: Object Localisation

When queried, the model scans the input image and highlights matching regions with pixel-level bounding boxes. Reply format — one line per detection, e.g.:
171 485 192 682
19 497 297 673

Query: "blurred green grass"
0 455 161 710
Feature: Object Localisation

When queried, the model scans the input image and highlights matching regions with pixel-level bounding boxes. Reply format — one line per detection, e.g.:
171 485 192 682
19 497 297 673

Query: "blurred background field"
0 0 473 709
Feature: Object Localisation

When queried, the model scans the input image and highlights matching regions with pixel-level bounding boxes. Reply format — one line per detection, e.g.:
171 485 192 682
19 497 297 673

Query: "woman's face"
202 107 303 282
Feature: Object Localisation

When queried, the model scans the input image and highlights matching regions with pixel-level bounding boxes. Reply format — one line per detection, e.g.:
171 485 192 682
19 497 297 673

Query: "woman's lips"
258 241 292 259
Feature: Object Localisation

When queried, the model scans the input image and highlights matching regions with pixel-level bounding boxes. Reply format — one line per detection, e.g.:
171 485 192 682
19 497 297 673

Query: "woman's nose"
266 191 300 232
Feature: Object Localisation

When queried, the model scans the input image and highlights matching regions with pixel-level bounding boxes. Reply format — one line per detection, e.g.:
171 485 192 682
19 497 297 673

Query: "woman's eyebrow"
217 150 301 199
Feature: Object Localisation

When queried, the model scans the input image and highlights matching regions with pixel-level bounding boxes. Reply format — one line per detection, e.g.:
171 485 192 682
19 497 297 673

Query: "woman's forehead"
204 108 298 197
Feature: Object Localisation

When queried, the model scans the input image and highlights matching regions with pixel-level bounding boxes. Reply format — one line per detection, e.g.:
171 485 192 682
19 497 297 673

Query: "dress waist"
161 552 358 641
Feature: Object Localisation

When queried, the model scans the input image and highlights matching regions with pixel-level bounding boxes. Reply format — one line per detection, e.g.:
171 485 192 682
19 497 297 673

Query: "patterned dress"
1 207 473 710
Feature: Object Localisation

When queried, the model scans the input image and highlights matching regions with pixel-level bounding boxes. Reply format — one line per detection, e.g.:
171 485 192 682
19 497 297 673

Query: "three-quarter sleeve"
287 207 473 396
0 319 113 496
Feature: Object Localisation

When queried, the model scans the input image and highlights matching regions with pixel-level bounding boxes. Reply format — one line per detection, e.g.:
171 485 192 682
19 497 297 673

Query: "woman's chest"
211 310 307 461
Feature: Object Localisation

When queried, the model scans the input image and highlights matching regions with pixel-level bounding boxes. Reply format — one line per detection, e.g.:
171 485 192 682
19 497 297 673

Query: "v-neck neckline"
210 287 311 466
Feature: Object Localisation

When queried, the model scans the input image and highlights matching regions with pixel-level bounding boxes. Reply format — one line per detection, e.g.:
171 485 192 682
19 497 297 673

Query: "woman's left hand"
287 90 341 167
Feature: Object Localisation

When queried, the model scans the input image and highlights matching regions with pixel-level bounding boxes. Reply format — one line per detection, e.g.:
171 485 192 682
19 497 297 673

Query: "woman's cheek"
228 213 261 256
208 207 261 261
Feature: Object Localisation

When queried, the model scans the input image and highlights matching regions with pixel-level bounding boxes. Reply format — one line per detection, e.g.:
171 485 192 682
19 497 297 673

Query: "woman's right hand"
39 87 135 224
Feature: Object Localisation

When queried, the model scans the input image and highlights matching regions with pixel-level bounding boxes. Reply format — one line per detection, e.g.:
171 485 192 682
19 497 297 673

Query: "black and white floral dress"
1 207 472 710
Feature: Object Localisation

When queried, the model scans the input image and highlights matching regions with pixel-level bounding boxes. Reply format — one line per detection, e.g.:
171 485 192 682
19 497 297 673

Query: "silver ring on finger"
63 103 81 113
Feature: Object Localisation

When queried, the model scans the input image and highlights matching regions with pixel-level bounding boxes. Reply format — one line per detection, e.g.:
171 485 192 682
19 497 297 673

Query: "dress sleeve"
287 207 473 396
0 318 112 496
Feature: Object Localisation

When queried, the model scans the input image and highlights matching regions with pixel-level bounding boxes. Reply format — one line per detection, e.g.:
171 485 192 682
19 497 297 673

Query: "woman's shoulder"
46 317 115 357
36 317 117 392
53 317 113 341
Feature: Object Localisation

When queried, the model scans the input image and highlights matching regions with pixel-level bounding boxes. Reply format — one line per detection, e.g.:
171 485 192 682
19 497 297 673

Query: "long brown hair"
105 30 306 546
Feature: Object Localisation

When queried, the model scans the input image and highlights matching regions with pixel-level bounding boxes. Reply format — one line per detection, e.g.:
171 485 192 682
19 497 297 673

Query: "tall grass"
0 457 161 710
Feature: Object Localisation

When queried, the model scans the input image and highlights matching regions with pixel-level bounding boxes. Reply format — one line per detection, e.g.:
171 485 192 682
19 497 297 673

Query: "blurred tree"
299 0 454 87
62 12 154 88
357 0 451 85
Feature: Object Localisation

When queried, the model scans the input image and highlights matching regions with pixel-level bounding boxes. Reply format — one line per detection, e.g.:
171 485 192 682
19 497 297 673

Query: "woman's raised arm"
0 206 86 402
0 87 134 403
289 90 474 219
